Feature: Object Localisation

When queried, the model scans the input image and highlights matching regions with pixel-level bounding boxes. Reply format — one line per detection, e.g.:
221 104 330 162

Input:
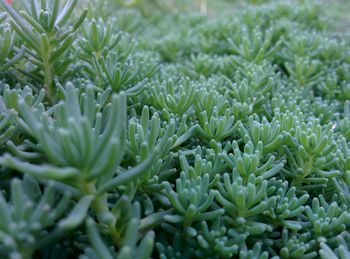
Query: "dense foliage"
0 0 350 258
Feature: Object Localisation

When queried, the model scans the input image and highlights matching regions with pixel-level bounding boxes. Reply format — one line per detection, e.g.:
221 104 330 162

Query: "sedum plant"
0 12 17 73
0 0 350 258
0 0 87 102
0 176 93 258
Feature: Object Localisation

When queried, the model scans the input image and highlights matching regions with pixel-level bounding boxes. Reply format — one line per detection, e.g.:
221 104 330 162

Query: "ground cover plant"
0 0 350 258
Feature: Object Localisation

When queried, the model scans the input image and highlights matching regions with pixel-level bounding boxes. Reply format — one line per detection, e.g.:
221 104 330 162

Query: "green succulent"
0 0 349 258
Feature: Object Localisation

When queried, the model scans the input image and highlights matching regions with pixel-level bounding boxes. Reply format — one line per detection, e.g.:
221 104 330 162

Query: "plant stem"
82 182 123 246
43 56 54 105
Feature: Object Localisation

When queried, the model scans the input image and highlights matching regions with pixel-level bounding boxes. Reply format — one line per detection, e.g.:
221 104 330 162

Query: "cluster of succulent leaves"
0 0 350 258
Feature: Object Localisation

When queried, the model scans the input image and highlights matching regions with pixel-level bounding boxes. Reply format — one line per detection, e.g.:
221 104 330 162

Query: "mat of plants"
0 0 350 258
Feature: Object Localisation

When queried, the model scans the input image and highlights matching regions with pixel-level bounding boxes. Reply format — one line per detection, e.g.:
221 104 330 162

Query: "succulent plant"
0 0 349 258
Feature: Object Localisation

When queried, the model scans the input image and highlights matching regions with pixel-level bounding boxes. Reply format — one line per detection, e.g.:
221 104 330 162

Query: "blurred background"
76 0 350 32
92 0 350 18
